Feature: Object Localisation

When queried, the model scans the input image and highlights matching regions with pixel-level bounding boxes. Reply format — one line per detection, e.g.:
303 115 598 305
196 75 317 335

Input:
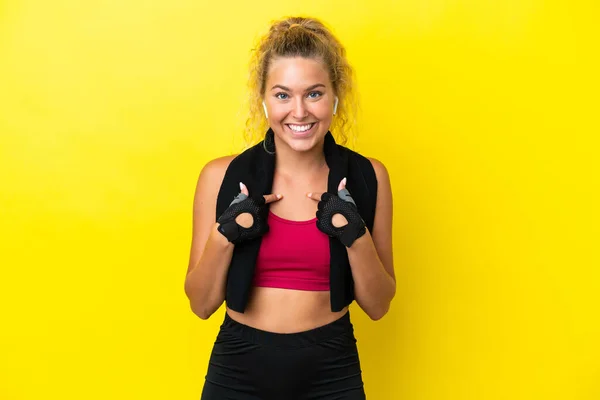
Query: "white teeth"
288 123 313 132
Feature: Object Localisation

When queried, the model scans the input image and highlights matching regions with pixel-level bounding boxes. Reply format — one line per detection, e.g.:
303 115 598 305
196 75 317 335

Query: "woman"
184 16 395 399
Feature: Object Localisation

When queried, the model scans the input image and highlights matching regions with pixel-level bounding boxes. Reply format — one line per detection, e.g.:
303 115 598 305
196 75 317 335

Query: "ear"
333 96 339 115
262 101 269 118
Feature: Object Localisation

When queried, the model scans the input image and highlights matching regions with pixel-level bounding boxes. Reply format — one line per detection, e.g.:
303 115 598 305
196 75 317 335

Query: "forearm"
184 224 234 319
346 230 396 320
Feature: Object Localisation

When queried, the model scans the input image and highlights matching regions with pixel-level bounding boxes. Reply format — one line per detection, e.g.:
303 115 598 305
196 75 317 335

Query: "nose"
291 97 308 119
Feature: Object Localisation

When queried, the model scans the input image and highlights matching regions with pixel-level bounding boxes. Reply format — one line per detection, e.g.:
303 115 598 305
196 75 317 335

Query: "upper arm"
368 157 395 282
185 155 236 276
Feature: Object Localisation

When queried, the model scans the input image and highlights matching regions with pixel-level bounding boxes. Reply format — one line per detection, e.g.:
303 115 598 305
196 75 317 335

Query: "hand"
307 177 367 247
217 182 282 244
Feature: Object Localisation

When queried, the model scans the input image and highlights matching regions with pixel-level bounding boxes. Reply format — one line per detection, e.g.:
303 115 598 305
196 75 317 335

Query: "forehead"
266 56 331 89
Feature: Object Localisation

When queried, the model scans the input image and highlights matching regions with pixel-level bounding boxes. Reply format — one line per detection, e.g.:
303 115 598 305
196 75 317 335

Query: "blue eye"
275 93 289 100
308 91 322 99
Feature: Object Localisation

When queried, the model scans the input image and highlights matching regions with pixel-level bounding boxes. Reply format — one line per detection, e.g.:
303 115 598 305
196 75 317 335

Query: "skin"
184 56 395 333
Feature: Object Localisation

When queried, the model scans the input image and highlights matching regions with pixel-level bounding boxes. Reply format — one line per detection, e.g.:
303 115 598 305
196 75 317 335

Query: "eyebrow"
270 83 326 91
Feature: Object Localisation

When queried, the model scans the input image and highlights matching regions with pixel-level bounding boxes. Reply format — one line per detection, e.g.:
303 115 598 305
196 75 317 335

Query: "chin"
286 140 319 153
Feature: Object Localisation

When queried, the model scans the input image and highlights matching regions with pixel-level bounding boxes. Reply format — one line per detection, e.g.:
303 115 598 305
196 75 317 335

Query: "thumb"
337 177 347 192
240 182 249 196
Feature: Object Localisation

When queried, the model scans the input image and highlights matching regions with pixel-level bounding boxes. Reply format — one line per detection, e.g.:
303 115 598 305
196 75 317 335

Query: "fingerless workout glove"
217 193 269 244
316 189 367 247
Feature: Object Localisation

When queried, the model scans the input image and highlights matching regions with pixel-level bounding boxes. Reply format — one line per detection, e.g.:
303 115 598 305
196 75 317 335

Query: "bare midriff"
226 287 348 333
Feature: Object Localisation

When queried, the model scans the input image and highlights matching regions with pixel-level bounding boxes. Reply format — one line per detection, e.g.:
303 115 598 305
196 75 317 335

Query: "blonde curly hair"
241 16 359 148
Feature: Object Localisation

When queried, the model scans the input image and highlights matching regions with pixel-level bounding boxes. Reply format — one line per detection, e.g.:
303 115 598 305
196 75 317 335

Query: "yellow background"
1 0 598 399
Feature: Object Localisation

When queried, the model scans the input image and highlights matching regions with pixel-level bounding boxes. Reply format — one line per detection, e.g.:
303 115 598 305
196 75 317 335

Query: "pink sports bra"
252 211 331 291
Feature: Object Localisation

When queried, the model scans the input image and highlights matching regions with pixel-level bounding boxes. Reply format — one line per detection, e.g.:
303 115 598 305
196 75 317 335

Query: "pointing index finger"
264 193 283 204
307 192 323 201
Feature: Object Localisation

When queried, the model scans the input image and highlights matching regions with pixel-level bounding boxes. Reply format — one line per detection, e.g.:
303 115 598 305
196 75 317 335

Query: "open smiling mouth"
286 123 316 135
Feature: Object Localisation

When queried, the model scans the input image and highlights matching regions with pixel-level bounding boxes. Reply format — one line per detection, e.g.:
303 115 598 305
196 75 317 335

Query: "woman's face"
263 56 336 153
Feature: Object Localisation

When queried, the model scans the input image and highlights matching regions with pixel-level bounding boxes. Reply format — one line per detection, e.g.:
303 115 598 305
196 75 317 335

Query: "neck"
273 136 328 177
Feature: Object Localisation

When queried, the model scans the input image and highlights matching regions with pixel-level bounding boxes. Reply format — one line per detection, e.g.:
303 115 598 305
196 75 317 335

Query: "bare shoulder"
367 157 393 217
186 154 237 275
366 156 395 280
193 154 238 215
367 157 391 184
198 154 238 183
365 156 392 207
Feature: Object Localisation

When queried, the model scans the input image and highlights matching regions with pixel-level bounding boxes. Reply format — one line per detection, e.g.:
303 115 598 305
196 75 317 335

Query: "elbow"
367 281 395 321
184 282 219 320
189 301 217 320
366 289 395 321
367 302 391 321
357 284 395 321
194 308 213 320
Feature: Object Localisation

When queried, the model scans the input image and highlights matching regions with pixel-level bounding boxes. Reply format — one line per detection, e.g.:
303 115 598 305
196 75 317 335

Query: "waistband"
221 311 354 348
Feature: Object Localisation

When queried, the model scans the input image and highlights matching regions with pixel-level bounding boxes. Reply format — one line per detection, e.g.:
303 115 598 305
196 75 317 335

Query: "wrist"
345 227 370 250
211 223 235 249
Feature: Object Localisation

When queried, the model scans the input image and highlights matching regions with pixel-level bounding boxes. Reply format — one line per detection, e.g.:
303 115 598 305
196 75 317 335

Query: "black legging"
200 311 366 400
